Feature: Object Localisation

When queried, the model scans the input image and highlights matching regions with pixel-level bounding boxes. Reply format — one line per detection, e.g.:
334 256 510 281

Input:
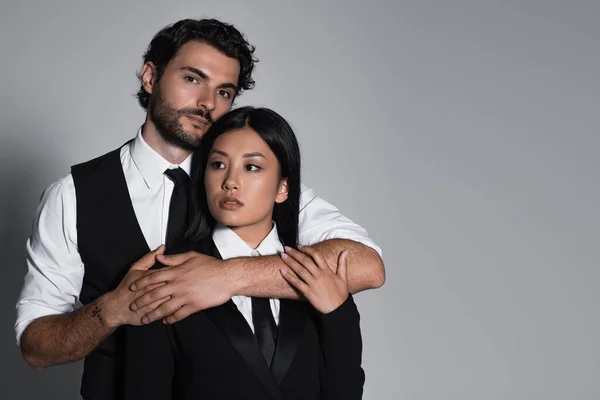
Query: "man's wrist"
222 258 246 297
95 292 120 330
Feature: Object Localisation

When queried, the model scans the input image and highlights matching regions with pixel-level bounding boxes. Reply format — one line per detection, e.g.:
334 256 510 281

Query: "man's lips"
186 114 209 126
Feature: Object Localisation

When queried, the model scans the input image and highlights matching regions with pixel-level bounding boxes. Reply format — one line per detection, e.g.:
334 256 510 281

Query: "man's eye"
211 161 225 169
218 90 231 99
246 164 260 171
185 76 198 84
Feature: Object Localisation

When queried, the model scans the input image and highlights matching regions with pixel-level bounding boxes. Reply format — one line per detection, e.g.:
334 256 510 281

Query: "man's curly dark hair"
136 18 258 109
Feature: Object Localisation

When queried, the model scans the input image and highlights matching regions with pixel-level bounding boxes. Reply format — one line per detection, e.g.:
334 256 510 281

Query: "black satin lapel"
270 300 307 385
204 302 282 400
199 238 281 400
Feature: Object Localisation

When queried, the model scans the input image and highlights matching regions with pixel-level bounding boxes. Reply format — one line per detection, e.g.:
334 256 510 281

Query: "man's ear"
140 62 158 95
275 178 289 204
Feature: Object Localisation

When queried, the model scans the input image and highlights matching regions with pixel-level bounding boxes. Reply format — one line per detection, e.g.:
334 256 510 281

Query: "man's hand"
280 246 350 314
129 251 233 324
101 246 168 328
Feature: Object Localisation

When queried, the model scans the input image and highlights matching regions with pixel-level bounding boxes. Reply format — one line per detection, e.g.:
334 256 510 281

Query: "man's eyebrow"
180 66 238 92
218 82 238 92
181 66 209 80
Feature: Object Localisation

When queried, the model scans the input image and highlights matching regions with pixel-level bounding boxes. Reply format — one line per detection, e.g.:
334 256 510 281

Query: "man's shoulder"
36 144 127 211
70 141 132 182
299 183 316 210
72 142 130 172
42 173 75 202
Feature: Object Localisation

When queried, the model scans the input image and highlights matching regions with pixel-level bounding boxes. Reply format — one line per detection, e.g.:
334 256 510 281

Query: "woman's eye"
246 164 261 171
211 161 225 169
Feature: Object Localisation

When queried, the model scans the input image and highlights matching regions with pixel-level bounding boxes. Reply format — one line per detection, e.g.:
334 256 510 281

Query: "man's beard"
149 84 214 151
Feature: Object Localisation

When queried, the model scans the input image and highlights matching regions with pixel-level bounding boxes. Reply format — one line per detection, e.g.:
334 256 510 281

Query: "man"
16 18 384 399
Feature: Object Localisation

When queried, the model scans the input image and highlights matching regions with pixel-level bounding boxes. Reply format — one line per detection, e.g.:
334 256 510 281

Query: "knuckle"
137 297 149 307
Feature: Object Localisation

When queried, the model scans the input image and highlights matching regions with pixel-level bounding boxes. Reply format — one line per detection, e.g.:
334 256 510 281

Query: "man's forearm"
311 239 385 292
229 239 385 299
20 294 116 369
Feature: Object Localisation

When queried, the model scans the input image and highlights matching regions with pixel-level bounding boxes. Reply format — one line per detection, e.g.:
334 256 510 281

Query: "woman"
124 107 364 400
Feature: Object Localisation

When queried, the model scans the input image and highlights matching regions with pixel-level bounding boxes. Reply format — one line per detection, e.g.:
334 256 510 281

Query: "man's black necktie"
252 297 278 367
165 168 190 248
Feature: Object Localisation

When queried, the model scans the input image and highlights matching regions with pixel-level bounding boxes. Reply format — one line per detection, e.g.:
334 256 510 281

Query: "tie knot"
165 168 189 187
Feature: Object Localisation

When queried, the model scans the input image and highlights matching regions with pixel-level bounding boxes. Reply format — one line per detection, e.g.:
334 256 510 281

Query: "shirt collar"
129 127 193 189
212 223 284 259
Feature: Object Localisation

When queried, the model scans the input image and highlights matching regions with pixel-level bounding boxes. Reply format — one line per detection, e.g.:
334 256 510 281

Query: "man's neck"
141 119 192 165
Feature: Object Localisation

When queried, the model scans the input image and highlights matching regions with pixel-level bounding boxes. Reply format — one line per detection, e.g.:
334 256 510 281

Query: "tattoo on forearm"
91 301 104 326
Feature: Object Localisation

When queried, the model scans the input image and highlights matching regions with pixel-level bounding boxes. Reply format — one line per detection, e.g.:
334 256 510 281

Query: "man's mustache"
180 108 213 125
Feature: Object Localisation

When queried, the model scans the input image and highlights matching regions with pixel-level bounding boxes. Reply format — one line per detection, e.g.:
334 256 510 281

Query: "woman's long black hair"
187 106 301 248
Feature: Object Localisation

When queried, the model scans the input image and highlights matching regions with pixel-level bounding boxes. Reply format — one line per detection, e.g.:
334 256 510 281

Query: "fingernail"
284 246 291 252
297 244 304 248
130 284 137 291
142 316 149 324
343 250 349 258
281 253 288 260
131 302 137 311
162 318 167 324
280 268 287 275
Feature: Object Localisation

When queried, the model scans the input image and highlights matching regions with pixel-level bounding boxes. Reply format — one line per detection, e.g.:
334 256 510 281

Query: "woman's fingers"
280 268 310 294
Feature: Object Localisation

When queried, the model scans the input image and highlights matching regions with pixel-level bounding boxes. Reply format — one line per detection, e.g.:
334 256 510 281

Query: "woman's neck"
228 219 274 250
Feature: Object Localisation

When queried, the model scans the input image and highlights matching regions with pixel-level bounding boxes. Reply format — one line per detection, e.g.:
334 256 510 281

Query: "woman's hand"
280 246 349 314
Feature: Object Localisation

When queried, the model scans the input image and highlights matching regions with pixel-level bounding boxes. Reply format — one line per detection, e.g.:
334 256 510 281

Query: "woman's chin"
214 214 246 227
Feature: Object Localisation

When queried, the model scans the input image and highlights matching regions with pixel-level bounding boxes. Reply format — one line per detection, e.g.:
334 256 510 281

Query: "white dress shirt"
212 223 282 331
15 129 381 344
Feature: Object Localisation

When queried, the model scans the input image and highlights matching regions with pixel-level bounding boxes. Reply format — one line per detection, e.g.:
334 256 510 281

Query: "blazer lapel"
198 238 283 400
270 299 307 385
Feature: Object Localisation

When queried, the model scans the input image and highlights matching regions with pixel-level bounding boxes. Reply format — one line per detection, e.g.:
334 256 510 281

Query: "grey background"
1 1 598 399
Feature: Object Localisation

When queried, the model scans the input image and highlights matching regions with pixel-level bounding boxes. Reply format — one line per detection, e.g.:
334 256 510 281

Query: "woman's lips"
219 196 244 210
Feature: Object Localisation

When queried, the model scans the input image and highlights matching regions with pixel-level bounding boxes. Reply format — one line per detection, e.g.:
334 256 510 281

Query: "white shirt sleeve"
15 175 85 345
297 184 382 257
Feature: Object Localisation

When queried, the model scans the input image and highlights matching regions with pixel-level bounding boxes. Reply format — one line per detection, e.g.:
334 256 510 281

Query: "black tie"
164 168 190 247
252 297 278 367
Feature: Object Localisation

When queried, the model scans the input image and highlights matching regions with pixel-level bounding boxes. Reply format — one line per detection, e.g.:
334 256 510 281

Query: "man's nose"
197 88 216 113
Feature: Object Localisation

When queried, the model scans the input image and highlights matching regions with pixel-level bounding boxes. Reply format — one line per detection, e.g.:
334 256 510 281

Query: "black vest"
72 144 150 400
